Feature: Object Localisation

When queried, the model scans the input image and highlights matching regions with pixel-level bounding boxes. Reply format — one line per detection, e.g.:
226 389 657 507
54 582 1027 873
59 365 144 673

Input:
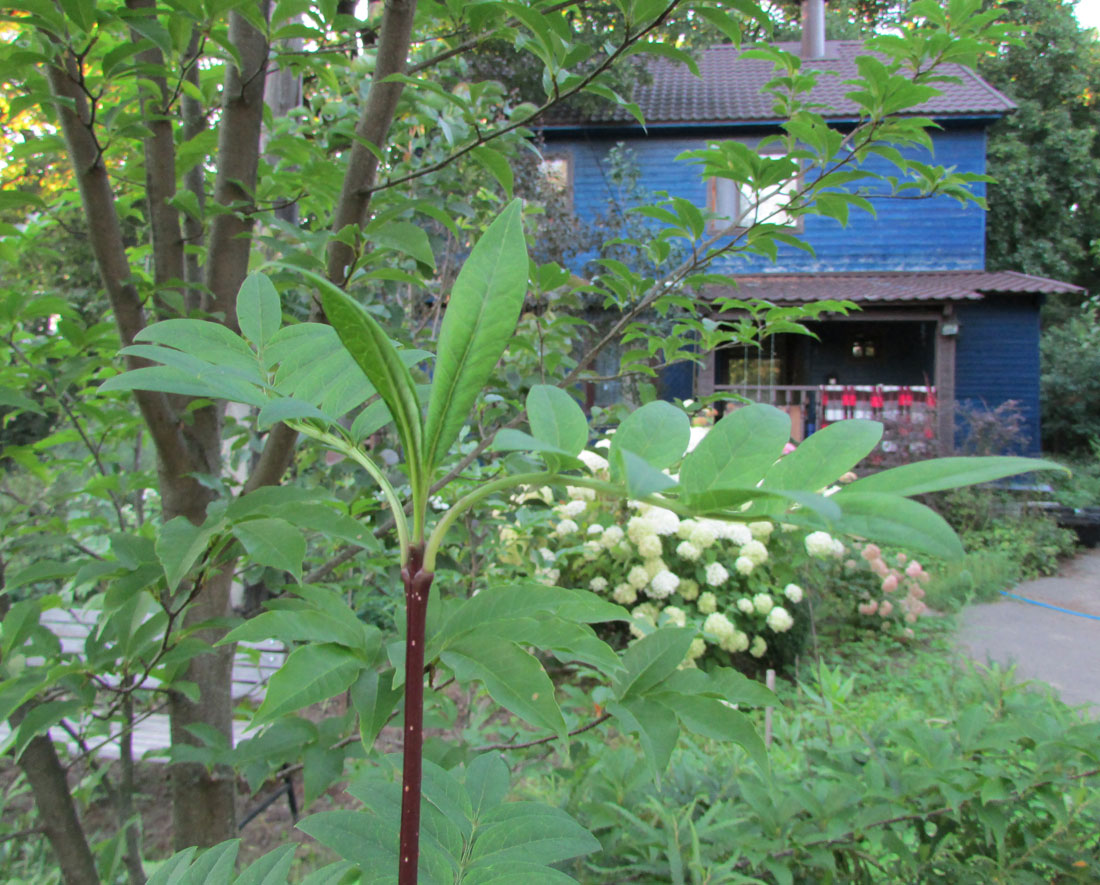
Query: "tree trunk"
168 566 238 850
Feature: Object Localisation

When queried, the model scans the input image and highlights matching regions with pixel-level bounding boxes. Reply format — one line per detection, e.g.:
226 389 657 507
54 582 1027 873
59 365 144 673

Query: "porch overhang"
703 270 1085 305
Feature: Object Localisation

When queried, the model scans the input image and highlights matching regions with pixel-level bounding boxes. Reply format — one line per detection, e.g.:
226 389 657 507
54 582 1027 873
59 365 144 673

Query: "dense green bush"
1042 308 1100 456
935 486 1077 581
541 625 1100 883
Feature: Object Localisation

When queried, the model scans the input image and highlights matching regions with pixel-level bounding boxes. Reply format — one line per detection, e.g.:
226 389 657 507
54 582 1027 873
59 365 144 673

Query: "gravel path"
955 548 1100 713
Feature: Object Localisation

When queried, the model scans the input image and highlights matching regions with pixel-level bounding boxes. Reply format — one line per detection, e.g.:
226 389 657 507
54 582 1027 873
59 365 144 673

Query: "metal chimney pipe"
801 0 826 59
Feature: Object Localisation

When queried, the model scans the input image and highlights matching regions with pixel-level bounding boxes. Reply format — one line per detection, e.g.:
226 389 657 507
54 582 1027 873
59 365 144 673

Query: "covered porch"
689 270 1084 457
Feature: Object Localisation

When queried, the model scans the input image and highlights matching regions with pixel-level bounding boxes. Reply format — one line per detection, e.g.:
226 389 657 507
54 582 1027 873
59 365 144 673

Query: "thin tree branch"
474 713 612 752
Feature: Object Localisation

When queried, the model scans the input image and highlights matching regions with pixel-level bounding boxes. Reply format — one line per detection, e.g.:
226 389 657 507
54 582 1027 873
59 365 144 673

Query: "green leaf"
222 609 378 654
526 385 588 456
181 840 240 883
295 810 400 882
846 455 1067 497
295 268 423 476
832 491 964 559
370 221 436 272
763 420 883 492
468 802 600 870
233 518 306 583
256 397 329 430
471 145 515 198
253 643 363 726
237 273 282 351
613 627 695 700
650 692 768 772
441 637 565 739
614 449 678 499
606 696 680 777
464 753 510 822
349 668 402 750
6 699 82 760
609 400 689 473
100 365 268 408
0 387 45 415
680 404 791 498
423 200 527 471
234 844 297 885
462 862 579 884
156 516 217 592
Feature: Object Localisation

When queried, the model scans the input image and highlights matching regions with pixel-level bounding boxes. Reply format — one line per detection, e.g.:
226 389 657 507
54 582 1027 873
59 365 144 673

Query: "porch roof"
706 270 1085 305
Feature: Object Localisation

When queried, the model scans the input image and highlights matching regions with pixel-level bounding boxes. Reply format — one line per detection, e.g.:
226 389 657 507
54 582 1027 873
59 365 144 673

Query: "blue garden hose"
999 591 1100 622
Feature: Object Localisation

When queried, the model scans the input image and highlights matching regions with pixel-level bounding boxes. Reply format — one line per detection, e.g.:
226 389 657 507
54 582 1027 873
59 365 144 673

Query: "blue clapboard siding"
954 296 1041 453
551 128 988 273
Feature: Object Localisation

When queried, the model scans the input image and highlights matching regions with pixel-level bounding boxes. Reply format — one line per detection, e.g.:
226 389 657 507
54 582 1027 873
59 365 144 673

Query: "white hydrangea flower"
627 516 656 545
689 521 718 549
737 597 755 615
734 556 755 576
784 583 804 604
753 593 775 615
832 538 846 558
613 583 637 605
627 565 651 590
589 576 608 592
675 540 701 561
717 521 753 546
646 507 681 536
578 450 610 476
555 519 579 537
687 637 707 660
587 523 605 536
600 525 625 549
582 540 601 560
805 530 836 558
556 499 587 519
677 519 698 540
722 629 750 654
537 568 560 586
499 526 519 544
566 485 596 501
748 521 774 539
660 605 687 628
703 612 735 643
637 534 663 559
633 603 659 625
705 561 729 587
697 591 718 614
644 557 667 579
679 579 700 602
629 619 648 639
740 540 769 566
648 570 680 600
750 636 768 658
766 605 794 632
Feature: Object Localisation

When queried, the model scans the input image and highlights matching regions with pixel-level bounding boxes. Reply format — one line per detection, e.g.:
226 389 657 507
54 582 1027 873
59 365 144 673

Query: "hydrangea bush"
495 448 943 672
494 451 859 673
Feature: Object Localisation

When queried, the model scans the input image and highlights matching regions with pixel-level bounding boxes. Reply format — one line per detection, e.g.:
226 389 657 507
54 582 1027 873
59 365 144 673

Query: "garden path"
955 548 1100 714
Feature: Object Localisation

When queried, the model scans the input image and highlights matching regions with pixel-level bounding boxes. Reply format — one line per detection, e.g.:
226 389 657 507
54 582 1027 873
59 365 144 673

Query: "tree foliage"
0 0 1048 881
980 0 1100 300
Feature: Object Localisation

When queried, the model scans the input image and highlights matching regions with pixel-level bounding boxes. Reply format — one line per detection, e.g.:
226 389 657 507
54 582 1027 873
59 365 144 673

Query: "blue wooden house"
538 30 1081 455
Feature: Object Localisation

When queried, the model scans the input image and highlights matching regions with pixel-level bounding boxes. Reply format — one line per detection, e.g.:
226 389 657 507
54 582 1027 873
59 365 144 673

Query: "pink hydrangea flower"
881 574 899 593
861 544 882 561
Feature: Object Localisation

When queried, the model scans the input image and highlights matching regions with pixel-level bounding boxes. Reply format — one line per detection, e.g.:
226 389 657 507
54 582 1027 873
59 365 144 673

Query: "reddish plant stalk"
398 543 434 885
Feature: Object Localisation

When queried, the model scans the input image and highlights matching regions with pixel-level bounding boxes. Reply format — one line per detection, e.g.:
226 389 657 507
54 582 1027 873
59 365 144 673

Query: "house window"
707 154 800 232
715 343 784 388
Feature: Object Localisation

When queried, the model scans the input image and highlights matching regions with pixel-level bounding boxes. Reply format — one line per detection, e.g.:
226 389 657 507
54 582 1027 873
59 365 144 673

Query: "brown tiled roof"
705 271 1084 304
547 41 1015 127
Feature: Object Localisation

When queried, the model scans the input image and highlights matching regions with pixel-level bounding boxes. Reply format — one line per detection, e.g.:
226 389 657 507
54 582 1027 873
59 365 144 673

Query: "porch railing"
713 384 939 465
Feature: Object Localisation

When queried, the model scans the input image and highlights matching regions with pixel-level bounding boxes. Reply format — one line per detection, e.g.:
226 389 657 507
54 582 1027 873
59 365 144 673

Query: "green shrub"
924 549 1021 611
548 628 1100 884
935 486 1077 580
